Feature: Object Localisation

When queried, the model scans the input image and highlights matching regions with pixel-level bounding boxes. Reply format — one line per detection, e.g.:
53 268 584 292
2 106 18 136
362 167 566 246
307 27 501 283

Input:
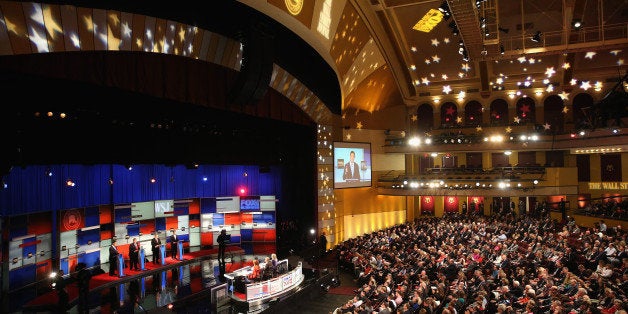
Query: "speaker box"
229 19 275 106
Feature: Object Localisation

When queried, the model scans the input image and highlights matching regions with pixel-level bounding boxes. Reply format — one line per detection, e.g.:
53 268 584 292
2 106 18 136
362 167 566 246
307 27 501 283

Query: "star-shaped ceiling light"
445 105 456 116
584 51 596 59
432 55 441 63
411 114 418 121
411 46 418 52
456 117 463 123
514 116 521 123
543 122 551 130
421 77 430 85
610 50 621 56
546 84 554 92
505 127 512 133
562 106 569 114
425 59 431 65
461 63 471 72
431 38 440 46
476 126 483 132
562 62 571 70
443 85 452 94
570 79 578 86
356 121 363 129
580 81 591 90
442 74 448 80
517 56 527 63
457 90 465 99
618 59 624 66
458 72 465 78
594 81 603 90
496 77 504 84
545 67 556 77
443 37 450 44
346 133 352 140
528 58 536 64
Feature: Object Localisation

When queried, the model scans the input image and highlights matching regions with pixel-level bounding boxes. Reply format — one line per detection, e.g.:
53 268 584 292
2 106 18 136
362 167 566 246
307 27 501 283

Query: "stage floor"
21 246 250 313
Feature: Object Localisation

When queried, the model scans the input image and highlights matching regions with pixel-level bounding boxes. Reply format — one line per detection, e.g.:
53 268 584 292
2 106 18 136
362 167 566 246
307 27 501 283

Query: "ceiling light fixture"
572 19 582 30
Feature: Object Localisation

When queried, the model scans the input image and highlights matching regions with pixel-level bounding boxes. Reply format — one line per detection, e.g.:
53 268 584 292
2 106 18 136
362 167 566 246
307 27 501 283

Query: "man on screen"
343 150 361 181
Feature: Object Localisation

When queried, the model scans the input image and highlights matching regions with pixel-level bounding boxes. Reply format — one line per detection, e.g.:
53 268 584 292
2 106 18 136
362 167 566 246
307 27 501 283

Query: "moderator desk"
224 259 303 311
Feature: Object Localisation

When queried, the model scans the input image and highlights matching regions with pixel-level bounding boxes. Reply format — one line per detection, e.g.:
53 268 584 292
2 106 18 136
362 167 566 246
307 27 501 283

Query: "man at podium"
342 150 361 181
169 230 178 260
151 233 161 264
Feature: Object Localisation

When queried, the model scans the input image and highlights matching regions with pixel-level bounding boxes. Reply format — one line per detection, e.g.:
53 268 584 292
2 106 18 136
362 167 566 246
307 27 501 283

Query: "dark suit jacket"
151 238 161 252
109 245 118 263
129 242 139 259
169 234 178 248
343 161 361 180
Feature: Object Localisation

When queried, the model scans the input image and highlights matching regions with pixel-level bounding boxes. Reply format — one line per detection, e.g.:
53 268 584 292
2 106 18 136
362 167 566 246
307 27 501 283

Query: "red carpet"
24 246 244 309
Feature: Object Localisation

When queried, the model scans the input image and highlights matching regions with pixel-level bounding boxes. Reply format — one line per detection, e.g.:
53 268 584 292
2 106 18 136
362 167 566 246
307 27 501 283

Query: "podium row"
111 242 184 278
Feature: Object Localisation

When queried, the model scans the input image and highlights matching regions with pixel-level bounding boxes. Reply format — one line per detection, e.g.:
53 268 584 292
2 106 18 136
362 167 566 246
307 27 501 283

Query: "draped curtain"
0 164 282 216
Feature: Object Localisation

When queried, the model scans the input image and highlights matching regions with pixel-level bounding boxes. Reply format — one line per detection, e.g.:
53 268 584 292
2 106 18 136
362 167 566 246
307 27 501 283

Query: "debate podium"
177 240 184 260
139 248 146 270
159 244 167 266
117 254 125 277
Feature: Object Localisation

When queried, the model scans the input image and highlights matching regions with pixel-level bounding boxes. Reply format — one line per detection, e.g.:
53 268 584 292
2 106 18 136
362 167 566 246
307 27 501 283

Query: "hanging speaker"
228 18 275 106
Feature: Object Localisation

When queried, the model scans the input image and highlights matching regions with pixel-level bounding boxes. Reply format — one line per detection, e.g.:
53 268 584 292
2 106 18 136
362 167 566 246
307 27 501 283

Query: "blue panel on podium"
117 255 125 277
159 245 166 266
139 249 146 270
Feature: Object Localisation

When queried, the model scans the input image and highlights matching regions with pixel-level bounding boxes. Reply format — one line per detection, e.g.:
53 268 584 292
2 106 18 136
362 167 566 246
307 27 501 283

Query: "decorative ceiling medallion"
285 0 304 15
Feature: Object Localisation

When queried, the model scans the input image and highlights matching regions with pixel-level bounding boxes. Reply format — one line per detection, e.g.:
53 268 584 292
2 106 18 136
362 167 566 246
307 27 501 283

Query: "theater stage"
22 246 245 312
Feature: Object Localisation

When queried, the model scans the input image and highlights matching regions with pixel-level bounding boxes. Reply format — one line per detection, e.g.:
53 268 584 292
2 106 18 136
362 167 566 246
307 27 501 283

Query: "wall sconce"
27 253 33 259
40 250 45 256
125 235 130 240
75 244 80 249
87 240 92 245
531 31 542 42
61 245 67 251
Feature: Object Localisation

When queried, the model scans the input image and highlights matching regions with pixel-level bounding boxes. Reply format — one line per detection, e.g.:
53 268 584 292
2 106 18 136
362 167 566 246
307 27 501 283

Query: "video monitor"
333 142 372 188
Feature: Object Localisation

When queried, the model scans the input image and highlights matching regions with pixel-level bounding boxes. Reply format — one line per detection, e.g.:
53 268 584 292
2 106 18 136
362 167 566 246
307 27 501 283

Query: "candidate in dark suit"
169 230 178 259
129 238 139 270
109 240 119 276
151 233 161 264
342 150 361 181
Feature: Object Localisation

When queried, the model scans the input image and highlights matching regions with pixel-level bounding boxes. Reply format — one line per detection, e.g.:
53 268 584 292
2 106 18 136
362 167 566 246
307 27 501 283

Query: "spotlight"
479 17 486 28
572 19 582 30
531 31 542 43
126 165 133 171
500 44 505 54
533 179 539 185
45 168 53 177
438 1 451 18
149 177 156 183
65 179 75 187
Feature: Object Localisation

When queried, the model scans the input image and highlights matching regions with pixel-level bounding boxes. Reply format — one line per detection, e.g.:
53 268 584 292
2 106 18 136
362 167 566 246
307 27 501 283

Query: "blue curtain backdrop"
0 164 282 216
